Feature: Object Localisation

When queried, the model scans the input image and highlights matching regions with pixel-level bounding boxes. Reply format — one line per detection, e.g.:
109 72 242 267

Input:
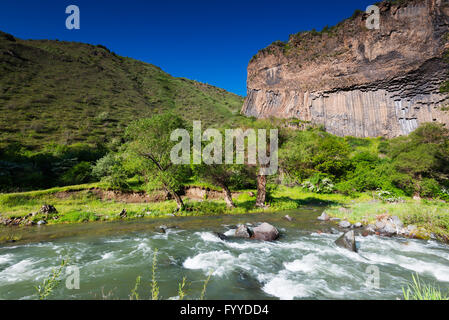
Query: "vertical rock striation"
242 0 449 137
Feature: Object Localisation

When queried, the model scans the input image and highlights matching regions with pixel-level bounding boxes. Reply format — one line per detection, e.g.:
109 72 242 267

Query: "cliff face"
242 0 449 137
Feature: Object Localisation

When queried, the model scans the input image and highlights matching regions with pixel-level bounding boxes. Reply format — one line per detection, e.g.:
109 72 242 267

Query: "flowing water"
0 207 448 300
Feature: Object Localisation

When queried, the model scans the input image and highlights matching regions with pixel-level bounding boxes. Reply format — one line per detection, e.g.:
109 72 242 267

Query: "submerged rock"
215 232 229 241
252 223 280 241
284 215 293 222
335 230 358 252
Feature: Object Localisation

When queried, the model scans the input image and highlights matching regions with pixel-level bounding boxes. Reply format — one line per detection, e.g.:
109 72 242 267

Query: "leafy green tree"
125 113 192 211
194 163 253 208
280 128 351 182
383 123 449 197
92 153 129 189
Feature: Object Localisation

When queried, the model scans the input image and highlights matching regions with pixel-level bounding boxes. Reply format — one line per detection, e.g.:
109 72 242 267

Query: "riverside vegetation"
1 31 449 237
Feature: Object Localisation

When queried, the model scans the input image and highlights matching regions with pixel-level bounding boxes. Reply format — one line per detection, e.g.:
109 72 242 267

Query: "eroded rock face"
242 0 449 138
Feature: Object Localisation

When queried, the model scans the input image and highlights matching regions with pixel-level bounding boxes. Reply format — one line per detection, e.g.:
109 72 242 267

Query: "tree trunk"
221 184 236 208
165 185 184 211
172 191 185 211
255 174 267 208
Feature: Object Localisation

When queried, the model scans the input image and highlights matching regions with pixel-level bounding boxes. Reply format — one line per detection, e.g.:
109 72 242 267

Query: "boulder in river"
252 223 280 241
235 225 253 238
335 230 358 252
284 215 293 222
317 212 330 221
391 216 404 229
381 221 397 235
339 220 351 228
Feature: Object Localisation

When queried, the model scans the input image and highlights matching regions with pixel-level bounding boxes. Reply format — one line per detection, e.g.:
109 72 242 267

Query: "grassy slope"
0 31 244 150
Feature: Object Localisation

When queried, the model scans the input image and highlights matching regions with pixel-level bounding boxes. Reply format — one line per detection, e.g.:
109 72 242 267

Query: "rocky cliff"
242 0 449 137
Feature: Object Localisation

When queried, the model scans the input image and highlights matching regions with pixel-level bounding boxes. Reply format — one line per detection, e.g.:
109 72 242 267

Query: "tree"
125 113 192 211
279 128 351 182
250 119 284 208
383 123 449 196
194 164 239 208
193 126 256 208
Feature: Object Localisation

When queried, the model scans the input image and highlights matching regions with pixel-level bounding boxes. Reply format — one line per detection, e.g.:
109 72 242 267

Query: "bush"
420 178 442 199
92 153 129 189
60 161 92 185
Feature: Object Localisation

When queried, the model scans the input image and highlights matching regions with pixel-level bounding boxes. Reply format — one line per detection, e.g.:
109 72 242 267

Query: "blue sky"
0 0 374 96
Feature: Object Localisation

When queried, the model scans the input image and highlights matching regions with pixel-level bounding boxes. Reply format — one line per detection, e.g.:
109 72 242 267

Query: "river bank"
1 184 448 243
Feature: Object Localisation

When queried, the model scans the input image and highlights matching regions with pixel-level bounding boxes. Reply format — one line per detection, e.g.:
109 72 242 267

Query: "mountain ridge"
0 31 244 150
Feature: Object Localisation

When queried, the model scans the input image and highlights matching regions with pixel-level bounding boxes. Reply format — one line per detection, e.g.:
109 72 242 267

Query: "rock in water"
339 220 351 228
215 232 229 241
235 225 252 238
252 223 280 241
317 212 330 221
391 216 404 229
335 230 358 252
284 215 293 222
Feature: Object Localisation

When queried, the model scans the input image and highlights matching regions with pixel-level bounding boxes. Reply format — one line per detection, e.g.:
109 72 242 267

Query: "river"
0 207 448 300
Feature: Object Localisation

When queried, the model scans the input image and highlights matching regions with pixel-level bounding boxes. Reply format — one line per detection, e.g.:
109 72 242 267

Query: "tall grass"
178 276 187 300
402 274 449 300
129 276 141 300
35 259 68 300
200 271 212 300
151 248 159 300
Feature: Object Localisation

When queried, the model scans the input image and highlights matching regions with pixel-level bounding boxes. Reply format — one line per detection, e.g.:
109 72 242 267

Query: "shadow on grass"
275 196 342 207
237 196 343 213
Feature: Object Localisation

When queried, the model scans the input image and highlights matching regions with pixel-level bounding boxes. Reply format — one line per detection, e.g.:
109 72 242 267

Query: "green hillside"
0 31 244 150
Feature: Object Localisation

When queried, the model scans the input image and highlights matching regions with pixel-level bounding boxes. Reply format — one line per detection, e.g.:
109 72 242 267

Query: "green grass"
0 184 359 225
403 273 449 300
